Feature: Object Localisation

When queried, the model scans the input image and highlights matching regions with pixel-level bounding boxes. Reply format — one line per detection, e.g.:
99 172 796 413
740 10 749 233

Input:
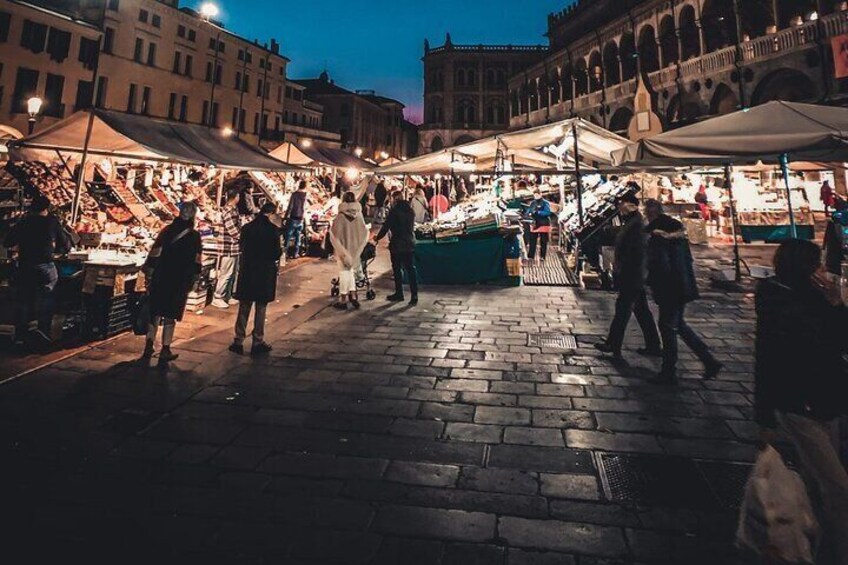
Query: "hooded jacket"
754 277 848 427
329 202 369 270
376 200 416 254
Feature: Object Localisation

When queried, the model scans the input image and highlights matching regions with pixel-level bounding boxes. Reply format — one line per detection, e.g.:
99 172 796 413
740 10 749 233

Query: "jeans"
391 251 418 299
214 256 238 300
284 219 304 257
606 286 661 353
234 301 268 345
777 412 848 565
528 232 549 260
15 262 59 339
657 302 717 376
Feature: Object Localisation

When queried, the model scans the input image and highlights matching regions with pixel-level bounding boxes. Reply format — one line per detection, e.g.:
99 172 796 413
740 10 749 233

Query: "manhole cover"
102 410 159 435
598 453 720 510
528 333 577 350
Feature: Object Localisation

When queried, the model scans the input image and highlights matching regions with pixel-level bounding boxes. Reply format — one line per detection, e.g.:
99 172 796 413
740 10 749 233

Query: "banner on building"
832 35 848 79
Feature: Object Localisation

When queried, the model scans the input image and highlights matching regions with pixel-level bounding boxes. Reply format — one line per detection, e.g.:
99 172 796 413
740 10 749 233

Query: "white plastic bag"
736 445 819 563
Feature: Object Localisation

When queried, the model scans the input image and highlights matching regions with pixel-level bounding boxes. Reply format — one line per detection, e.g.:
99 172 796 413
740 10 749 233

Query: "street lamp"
221 126 234 137
200 2 219 20
27 96 43 135
301 138 312 147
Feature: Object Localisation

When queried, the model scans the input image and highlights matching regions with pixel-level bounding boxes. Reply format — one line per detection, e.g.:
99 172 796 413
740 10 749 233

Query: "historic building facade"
0 0 336 147
420 35 547 154
296 72 417 159
509 0 848 136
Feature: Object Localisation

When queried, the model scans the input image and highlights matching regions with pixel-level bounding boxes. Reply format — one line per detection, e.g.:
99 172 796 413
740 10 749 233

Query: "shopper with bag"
329 192 369 311
229 202 282 356
754 238 848 564
526 189 553 262
374 191 418 306
142 201 202 363
211 187 241 309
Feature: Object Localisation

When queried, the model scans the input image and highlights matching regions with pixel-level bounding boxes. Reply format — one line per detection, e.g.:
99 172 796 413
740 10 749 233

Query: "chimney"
271 39 280 54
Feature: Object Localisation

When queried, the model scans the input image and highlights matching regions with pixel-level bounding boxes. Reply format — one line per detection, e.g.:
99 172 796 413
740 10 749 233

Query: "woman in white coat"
330 191 369 310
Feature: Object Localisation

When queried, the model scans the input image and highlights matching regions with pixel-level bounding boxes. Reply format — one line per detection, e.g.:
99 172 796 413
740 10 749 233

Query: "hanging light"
354 147 363 157
301 138 312 147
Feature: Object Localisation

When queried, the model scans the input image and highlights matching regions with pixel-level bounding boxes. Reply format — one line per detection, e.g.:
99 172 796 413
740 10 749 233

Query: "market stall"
613 101 848 278
380 118 632 286
2 109 299 340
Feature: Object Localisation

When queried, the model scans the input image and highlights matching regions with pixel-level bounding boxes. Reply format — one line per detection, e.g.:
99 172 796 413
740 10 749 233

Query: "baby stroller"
331 242 377 301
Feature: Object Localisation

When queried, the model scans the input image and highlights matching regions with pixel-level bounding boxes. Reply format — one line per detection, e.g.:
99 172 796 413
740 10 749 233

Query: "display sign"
832 34 848 79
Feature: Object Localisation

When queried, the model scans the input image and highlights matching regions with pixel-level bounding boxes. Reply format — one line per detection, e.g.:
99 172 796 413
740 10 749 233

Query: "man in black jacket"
595 193 661 358
374 192 418 306
4 195 71 344
230 203 282 356
644 199 721 384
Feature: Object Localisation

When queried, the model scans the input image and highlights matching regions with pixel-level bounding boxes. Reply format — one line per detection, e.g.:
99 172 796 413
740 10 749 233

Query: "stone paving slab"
0 250 767 564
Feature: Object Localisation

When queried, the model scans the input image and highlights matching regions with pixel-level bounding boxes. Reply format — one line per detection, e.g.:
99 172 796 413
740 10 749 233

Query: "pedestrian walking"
143 202 202 363
329 192 369 310
211 187 241 309
3 194 72 346
754 238 848 565
229 202 282 356
283 180 309 259
595 193 662 359
374 178 388 222
643 199 722 384
410 186 430 224
526 189 553 262
374 191 419 306
821 180 836 216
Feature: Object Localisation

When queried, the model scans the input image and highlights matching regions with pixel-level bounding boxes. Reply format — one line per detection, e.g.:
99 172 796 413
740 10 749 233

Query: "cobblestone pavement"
0 248 764 564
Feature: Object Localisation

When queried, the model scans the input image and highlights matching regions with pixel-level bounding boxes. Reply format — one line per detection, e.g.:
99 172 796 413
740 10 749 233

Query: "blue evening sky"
212 0 570 123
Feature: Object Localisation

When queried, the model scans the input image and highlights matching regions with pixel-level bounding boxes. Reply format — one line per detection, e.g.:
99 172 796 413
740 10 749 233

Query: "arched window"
603 42 620 86
620 33 637 80
550 72 561 105
467 69 477 87
702 0 737 52
638 25 659 73
574 58 588 96
487 101 506 125
679 5 700 60
588 50 603 91
659 15 679 67
456 69 466 87
455 99 476 123
510 90 520 117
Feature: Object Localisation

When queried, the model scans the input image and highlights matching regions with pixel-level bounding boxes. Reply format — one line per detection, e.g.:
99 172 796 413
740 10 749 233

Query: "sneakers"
251 342 272 356
142 340 155 359
158 347 179 364
386 294 404 302
211 298 230 309
636 347 663 358
228 342 244 355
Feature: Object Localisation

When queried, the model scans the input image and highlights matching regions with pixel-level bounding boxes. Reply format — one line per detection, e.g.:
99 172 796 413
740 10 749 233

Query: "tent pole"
216 169 225 206
724 164 743 282
572 123 584 228
779 153 799 239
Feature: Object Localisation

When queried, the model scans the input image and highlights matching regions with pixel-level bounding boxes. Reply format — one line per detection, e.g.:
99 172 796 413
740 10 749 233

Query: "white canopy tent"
380 118 630 176
269 142 374 171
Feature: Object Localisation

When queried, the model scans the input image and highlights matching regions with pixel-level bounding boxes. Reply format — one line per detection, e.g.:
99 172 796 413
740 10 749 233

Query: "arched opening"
431 136 444 152
561 66 574 101
702 0 737 52
638 26 660 74
776 0 818 29
455 99 476 124
752 69 818 105
487 101 507 125
620 33 638 81
740 0 774 38
518 85 527 114
588 50 603 91
659 15 679 67
456 68 466 87
454 135 475 146
427 97 443 124
510 90 520 118
608 107 634 134
667 93 703 125
574 58 588 96
603 42 620 86
679 5 701 60
529 80 540 112
549 71 561 105
710 83 739 115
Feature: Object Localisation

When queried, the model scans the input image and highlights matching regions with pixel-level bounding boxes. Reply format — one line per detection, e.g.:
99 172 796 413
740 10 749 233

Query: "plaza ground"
0 243 781 564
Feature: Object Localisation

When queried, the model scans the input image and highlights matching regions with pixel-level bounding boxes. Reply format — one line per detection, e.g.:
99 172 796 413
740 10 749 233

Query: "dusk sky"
217 0 570 123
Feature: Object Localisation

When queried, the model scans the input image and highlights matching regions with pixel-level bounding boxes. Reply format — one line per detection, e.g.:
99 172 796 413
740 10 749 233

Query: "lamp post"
201 3 222 128
26 97 43 135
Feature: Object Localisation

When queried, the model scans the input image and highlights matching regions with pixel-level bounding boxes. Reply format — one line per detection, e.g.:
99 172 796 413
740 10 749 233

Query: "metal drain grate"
528 333 577 350
697 460 752 510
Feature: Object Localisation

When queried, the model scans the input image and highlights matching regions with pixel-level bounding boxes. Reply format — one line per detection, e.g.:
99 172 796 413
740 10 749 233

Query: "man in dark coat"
4 194 71 345
595 193 661 358
144 201 202 362
230 203 282 356
374 192 419 306
644 199 722 384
